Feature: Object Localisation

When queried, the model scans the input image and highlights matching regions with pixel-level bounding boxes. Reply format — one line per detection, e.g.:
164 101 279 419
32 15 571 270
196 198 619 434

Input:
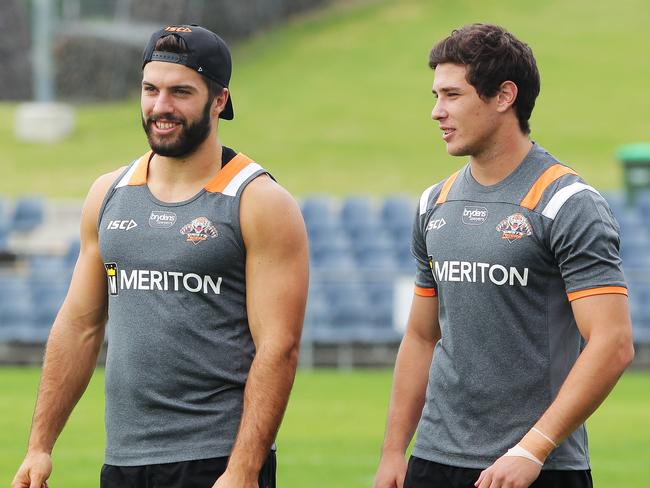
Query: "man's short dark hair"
153 34 224 103
429 24 540 134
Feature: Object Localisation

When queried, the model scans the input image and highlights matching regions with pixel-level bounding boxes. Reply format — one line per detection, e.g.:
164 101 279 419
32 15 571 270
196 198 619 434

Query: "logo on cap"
165 26 192 33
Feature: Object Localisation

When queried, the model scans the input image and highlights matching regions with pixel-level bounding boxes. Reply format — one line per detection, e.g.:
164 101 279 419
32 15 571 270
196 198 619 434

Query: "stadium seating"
11 196 44 232
0 222 9 252
1 193 650 349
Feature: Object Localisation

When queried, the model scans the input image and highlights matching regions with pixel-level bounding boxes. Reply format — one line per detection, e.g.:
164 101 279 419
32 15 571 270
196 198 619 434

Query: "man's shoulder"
85 154 147 214
418 169 464 216
241 174 296 212
88 166 129 201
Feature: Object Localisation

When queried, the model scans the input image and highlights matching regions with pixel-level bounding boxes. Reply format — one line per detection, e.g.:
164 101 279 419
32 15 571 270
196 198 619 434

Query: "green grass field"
2 0 650 198
1 368 649 487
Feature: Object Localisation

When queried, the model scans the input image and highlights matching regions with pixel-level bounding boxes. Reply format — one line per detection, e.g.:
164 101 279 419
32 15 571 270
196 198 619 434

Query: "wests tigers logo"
496 213 533 243
180 217 218 245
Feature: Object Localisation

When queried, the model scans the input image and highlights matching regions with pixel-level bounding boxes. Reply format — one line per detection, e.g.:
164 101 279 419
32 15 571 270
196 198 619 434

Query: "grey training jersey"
411 143 627 470
98 148 268 466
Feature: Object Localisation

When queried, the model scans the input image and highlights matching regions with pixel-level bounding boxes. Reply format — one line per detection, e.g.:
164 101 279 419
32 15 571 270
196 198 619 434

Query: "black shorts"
404 455 593 488
100 452 276 488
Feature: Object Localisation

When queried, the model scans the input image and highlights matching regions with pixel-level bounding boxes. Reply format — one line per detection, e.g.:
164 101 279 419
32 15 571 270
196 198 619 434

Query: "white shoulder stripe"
541 182 600 220
419 184 436 215
222 162 263 196
115 158 142 189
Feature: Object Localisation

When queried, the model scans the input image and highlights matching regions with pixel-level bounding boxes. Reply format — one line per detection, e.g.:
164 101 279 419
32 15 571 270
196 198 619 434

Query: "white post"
16 0 75 143
32 0 54 102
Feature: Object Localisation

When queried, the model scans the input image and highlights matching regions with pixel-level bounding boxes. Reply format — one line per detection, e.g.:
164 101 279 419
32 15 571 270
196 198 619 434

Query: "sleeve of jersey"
549 189 627 302
410 208 437 298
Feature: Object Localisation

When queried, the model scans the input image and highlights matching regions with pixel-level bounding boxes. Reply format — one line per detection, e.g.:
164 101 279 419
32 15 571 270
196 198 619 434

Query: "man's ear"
212 88 229 118
496 80 518 113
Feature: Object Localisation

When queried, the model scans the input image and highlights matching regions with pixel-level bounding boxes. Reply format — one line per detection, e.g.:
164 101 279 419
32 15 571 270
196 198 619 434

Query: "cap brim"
220 93 234 120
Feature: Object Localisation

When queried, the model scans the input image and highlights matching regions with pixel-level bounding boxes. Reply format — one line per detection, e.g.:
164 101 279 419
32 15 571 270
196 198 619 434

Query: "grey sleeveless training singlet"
98 148 268 466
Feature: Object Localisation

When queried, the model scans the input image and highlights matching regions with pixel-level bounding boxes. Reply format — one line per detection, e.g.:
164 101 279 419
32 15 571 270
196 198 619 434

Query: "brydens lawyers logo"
463 206 488 225
149 211 177 228
496 213 533 242
105 262 119 296
180 217 218 244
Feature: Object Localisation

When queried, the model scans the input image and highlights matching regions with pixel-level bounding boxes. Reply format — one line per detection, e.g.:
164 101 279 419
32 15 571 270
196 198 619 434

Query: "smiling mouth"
441 128 455 141
155 121 179 130
149 118 183 135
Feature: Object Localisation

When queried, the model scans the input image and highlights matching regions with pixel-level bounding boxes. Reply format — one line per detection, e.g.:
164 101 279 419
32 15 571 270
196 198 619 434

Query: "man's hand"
373 451 408 488
11 451 52 488
211 468 258 488
475 455 541 488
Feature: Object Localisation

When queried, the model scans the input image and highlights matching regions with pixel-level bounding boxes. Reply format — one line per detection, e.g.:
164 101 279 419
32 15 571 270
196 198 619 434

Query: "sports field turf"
1 0 650 198
1 368 649 487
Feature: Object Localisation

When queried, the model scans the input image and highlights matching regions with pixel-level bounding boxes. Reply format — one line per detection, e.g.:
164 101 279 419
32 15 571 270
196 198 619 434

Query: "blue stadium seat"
310 236 356 271
341 195 373 221
393 237 415 271
620 236 650 268
384 218 412 243
0 295 38 342
616 208 645 235
340 196 376 235
308 224 346 252
321 280 366 303
380 195 413 223
351 231 393 254
629 299 650 343
64 238 81 267
304 293 340 343
30 271 68 329
301 195 335 228
0 275 32 307
364 280 401 341
602 191 626 220
328 294 374 335
0 221 9 251
355 249 399 271
11 196 44 232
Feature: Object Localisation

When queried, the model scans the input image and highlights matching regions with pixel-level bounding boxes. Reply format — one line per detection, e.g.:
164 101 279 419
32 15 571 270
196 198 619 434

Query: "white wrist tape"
531 427 558 448
503 444 543 466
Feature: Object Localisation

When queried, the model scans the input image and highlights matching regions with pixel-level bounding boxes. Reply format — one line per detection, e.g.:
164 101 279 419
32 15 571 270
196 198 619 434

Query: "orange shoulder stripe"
435 171 460 205
128 151 153 186
520 164 577 210
414 286 437 297
204 153 254 193
567 286 628 302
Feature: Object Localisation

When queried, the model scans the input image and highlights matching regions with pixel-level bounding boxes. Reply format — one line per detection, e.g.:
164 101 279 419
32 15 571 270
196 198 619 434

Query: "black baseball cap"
142 24 234 120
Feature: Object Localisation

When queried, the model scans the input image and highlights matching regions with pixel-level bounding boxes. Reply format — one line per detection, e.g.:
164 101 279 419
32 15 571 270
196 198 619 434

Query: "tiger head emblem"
496 213 533 243
180 216 218 244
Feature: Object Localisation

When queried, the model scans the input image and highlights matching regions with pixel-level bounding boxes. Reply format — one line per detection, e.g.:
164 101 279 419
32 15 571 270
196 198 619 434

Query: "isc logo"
107 219 138 231
426 217 446 231
165 26 192 33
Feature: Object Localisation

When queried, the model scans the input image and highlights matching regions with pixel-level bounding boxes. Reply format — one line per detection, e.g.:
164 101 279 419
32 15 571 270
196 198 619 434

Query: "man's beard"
142 100 212 158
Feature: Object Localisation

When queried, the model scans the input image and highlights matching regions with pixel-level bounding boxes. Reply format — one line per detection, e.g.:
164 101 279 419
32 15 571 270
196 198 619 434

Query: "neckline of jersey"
138 150 241 207
462 142 542 194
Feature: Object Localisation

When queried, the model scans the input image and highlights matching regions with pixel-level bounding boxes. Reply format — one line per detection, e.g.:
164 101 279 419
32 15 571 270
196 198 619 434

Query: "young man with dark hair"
374 23 634 488
13 24 308 488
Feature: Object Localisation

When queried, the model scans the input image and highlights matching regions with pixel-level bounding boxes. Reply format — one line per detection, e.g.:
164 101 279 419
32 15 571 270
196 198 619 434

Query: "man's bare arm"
12 170 122 488
476 293 634 488
374 294 440 488
214 176 309 487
